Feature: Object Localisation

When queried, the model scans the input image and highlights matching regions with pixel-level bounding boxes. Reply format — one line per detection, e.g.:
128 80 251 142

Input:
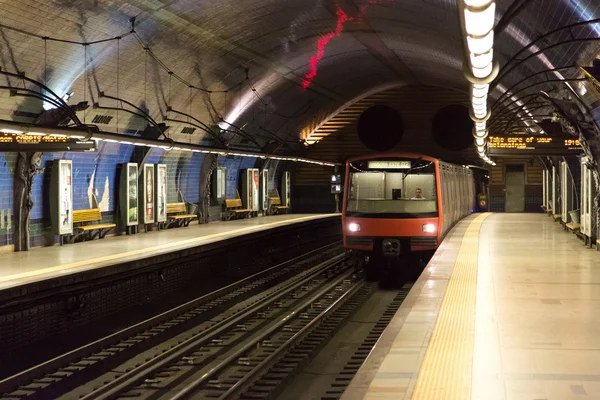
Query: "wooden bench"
166 202 198 227
224 197 251 220
566 222 581 233
552 214 561 222
70 208 116 243
267 190 290 215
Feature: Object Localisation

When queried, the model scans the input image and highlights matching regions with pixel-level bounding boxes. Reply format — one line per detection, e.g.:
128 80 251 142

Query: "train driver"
411 188 425 200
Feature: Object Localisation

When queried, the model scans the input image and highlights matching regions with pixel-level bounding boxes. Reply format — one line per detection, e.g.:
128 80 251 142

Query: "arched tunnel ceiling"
0 0 599 155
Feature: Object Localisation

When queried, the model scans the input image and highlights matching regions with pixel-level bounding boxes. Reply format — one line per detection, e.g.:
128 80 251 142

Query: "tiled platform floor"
0 213 338 292
342 213 600 400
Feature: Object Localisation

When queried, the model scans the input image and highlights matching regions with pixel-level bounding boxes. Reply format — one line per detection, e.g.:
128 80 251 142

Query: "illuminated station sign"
367 160 412 169
0 133 96 152
487 135 582 156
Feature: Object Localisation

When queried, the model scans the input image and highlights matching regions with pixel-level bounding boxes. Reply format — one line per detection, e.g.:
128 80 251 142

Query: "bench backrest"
167 202 187 214
73 208 102 223
225 198 243 209
269 197 281 206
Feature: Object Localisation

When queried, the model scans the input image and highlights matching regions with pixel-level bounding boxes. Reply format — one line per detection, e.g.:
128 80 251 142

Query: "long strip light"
0 120 339 167
459 0 498 166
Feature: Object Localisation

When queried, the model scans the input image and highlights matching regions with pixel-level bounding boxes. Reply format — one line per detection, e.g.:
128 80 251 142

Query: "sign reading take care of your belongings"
487 134 583 156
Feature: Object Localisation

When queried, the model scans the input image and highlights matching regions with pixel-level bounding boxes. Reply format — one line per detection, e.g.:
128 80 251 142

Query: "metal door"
505 164 525 212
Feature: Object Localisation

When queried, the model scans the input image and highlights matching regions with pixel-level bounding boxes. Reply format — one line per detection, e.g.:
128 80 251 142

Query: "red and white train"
342 153 477 277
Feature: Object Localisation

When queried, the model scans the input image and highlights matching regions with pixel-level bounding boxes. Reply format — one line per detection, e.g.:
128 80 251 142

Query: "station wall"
489 158 544 213
0 147 286 251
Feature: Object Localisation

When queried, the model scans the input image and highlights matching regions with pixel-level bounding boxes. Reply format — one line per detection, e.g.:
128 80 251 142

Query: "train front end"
342 155 441 274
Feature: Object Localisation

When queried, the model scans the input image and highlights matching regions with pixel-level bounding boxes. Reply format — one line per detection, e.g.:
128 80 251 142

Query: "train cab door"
505 164 525 212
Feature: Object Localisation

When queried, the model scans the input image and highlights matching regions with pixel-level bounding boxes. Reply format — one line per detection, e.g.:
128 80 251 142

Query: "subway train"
341 153 477 279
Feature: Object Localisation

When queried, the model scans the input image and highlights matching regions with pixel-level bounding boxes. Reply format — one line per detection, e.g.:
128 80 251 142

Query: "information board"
0 133 96 152
488 135 582 156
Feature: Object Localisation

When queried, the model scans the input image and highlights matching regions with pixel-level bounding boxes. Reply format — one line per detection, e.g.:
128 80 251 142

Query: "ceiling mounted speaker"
432 104 474 151
357 105 404 151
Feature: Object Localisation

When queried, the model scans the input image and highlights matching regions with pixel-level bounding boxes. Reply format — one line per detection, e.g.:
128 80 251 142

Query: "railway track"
0 243 344 400
74 263 370 400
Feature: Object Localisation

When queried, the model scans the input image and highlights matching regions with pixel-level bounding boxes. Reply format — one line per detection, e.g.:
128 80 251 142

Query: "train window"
346 159 438 218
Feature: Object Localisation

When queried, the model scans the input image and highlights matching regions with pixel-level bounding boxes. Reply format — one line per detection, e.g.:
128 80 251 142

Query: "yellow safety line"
0 214 338 285
411 212 492 400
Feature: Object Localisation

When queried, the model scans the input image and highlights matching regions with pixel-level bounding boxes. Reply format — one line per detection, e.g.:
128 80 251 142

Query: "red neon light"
302 1 393 89
302 7 351 89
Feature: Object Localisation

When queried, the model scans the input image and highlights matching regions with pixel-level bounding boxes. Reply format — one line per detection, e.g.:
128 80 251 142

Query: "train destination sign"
367 160 412 169
0 133 96 152
487 135 583 156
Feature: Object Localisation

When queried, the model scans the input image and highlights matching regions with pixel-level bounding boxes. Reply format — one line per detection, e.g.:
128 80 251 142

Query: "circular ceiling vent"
357 104 404 151
431 104 473 151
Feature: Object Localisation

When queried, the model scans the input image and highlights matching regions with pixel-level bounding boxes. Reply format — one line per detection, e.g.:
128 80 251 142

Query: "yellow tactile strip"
411 212 492 400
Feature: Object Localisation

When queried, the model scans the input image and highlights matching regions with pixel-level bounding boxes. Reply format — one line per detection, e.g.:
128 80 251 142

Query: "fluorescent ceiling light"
464 0 494 7
472 63 493 79
474 129 488 138
470 49 493 69
472 84 489 98
464 2 496 37
475 137 485 145
467 31 494 55
472 95 487 106
1 128 23 134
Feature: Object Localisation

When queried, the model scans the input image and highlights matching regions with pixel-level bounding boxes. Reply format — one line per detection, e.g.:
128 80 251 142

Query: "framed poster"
252 168 259 211
260 169 269 211
127 163 138 226
58 160 73 235
212 167 226 202
282 171 291 207
144 164 155 224
247 169 255 211
156 164 167 223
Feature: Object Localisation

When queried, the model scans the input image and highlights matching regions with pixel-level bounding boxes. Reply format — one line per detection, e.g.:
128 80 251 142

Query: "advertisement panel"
127 163 139 226
58 160 73 235
261 169 269 211
156 164 167 223
252 168 259 211
144 164 155 224
283 171 291 207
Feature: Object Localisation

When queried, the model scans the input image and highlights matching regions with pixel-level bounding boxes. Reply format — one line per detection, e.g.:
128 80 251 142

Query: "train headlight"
348 223 361 232
422 223 436 233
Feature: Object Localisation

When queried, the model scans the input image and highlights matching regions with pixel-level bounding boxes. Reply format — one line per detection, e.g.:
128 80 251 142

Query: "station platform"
0 213 338 296
343 212 600 400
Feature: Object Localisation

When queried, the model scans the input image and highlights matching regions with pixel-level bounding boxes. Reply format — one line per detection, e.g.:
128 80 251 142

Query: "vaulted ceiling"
0 0 599 154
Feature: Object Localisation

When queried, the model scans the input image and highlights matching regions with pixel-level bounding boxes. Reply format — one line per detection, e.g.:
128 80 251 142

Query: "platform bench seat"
267 196 290 215
224 199 251 220
566 222 581 232
552 214 561 222
70 208 116 243
167 202 198 227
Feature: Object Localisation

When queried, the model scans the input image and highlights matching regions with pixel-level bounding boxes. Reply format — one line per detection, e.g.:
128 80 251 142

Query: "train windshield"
346 159 438 218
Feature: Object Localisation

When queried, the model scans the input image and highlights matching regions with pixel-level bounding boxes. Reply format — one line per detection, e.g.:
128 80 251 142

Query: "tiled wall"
218 156 258 199
0 146 284 251
0 153 16 247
